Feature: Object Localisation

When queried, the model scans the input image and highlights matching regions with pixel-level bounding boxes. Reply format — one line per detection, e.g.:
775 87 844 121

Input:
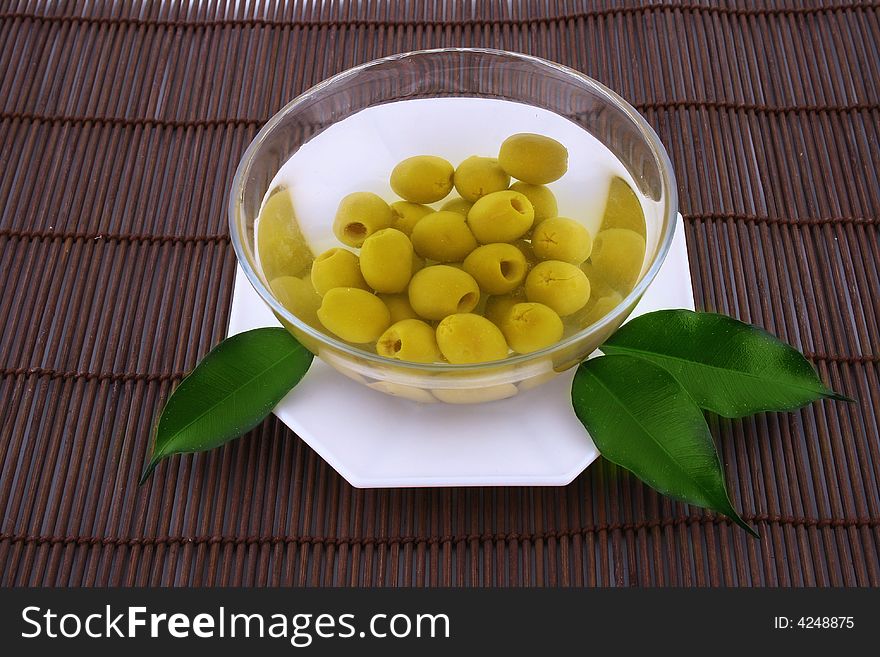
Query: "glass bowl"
229 48 678 404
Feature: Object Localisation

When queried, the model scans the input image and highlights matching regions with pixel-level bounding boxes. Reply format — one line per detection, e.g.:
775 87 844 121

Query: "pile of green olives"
260 135 648 366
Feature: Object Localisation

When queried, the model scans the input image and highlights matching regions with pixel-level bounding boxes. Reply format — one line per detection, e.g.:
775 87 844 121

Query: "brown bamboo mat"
1 0 878 587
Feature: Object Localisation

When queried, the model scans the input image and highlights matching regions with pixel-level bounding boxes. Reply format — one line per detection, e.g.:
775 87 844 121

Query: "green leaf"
572 354 757 537
140 327 312 483
601 309 851 418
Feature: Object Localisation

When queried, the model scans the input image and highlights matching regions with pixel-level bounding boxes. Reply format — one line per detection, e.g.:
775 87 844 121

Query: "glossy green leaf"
601 309 851 418
140 328 312 483
572 354 757 536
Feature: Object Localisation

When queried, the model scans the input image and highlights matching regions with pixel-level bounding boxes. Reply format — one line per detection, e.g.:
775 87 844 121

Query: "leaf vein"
580 366 720 505
154 341 307 458
603 344 826 397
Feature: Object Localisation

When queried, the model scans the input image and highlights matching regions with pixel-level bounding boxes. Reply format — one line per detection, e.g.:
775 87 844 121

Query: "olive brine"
257 133 647 365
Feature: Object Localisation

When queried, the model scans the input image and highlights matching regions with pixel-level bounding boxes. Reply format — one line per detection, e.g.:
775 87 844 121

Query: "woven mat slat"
3 109 878 233
1 0 878 586
3 5 880 116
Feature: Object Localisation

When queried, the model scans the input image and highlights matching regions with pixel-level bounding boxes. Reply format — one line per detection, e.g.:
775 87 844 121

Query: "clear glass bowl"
229 48 678 404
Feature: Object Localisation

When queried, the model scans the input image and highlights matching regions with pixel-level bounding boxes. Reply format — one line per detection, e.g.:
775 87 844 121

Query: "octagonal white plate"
228 215 694 488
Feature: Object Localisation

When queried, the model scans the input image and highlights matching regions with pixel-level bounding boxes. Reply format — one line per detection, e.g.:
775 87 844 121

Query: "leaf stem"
139 459 159 486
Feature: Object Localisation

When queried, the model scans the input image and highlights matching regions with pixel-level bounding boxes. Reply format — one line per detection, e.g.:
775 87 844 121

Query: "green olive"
317 287 391 343
269 275 322 329
484 290 525 327
466 190 534 243
569 263 626 330
567 289 624 331
567 263 626 331
462 243 528 295
511 238 537 270
432 383 518 404
578 262 616 296
377 319 443 363
601 177 646 236
440 197 474 218
368 381 437 403
390 155 455 203
531 217 593 264
473 291 491 317
453 156 511 202
435 313 509 364
583 293 622 323
257 188 314 280
379 293 420 323
408 265 480 321
500 302 564 354
310 248 369 296
579 262 619 299
333 191 393 247
498 133 568 184
411 253 425 275
509 182 558 224
391 201 433 236
524 260 590 316
410 210 478 263
360 228 413 294
590 228 646 293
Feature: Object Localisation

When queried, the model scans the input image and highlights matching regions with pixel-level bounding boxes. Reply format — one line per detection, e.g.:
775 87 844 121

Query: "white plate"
227 215 694 488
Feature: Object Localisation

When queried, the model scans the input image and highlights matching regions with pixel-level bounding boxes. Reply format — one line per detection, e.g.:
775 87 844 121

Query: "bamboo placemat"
1 0 878 586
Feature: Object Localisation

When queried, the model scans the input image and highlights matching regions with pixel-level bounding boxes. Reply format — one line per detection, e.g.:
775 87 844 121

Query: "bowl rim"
228 47 679 373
